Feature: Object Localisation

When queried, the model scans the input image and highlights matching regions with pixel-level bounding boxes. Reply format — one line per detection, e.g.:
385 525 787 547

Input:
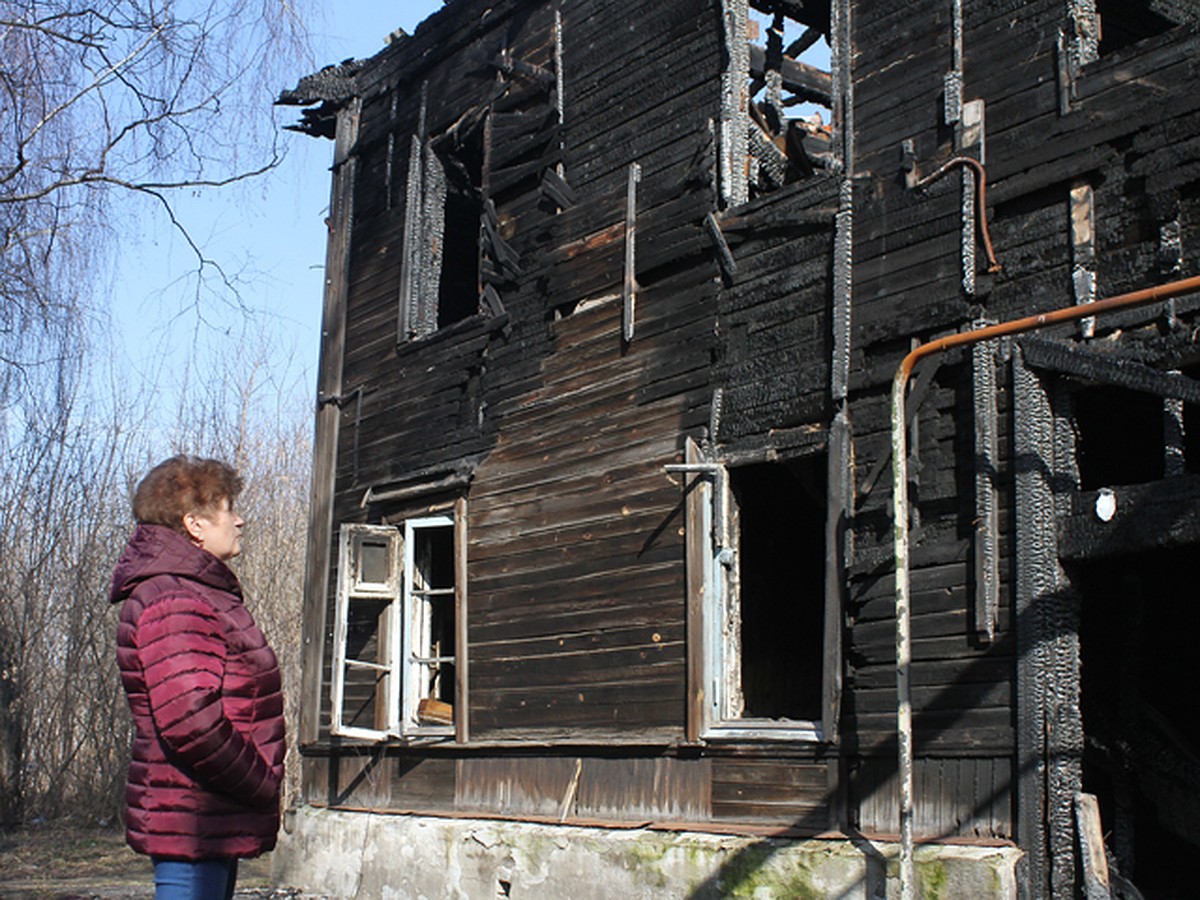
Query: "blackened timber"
747 43 833 106
472 594 683 645
540 168 577 207
1058 475 1200 559
1019 334 1200 403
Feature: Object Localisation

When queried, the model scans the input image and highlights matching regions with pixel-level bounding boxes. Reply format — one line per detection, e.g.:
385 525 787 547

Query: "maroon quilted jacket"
110 524 285 860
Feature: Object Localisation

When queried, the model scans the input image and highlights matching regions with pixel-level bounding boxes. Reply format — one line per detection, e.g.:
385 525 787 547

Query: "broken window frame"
682 438 836 742
329 512 465 743
398 116 488 344
399 514 458 737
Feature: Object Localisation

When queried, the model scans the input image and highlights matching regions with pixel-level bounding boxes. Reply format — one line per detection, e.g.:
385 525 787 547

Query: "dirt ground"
0 827 292 899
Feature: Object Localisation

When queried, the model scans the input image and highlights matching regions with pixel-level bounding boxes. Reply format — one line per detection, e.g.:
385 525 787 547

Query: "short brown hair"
133 455 244 534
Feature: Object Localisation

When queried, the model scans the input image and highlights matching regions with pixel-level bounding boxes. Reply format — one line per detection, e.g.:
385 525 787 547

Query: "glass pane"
342 596 391 731
358 539 390 585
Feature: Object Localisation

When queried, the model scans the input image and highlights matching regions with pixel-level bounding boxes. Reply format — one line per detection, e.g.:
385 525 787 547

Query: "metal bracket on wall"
899 139 918 189
623 162 640 343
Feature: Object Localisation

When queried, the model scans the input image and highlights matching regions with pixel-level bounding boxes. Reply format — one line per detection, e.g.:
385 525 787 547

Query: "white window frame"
330 524 402 741
679 440 828 742
330 515 461 742
400 515 457 737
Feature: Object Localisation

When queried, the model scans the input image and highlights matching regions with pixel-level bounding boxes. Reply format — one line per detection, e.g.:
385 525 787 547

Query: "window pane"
358 539 390 585
407 521 456 728
343 596 392 731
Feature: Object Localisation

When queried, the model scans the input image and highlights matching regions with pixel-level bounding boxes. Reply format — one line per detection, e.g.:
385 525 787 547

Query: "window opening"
1074 385 1164 489
1096 1 1186 56
745 0 833 197
1077 548 1200 896
330 514 461 741
403 517 457 729
683 445 831 740
434 133 485 329
399 115 487 342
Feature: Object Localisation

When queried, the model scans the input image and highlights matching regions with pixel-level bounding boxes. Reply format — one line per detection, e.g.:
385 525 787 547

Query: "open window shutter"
398 135 425 342
416 142 447 337
331 524 402 740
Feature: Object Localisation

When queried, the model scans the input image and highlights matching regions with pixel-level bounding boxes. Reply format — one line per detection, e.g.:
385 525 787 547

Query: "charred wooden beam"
1058 474 1200 560
482 199 521 279
749 0 831 33
359 462 478 509
540 168 577 208
785 27 823 59
973 338 999 642
717 422 826 465
748 44 833 107
278 59 366 107
1019 334 1200 405
705 211 737 279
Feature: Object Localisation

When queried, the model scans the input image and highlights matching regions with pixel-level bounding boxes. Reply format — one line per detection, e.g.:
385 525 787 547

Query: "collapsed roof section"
278 59 368 139
278 0 838 195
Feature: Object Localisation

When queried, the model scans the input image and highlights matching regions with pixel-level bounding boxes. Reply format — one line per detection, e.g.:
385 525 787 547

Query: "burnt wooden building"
280 0 1200 896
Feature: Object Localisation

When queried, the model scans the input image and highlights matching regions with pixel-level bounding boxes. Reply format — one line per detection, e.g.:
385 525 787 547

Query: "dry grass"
0 827 278 899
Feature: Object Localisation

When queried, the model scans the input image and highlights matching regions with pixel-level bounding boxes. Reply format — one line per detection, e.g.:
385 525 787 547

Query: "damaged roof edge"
277 0 539 138
278 58 370 108
276 58 370 139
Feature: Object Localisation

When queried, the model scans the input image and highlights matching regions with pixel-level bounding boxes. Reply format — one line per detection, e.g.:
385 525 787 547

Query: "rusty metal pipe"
914 156 1002 273
890 272 1200 900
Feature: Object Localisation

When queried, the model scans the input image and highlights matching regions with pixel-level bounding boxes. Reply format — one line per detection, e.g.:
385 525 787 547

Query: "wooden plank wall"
465 0 724 738
714 178 839 441
844 1 1028 801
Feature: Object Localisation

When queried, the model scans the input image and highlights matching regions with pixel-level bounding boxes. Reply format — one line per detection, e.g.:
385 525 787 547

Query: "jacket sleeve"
136 594 280 808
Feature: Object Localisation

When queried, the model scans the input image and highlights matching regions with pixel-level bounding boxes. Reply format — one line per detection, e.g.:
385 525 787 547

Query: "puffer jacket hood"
112 522 284 861
110 523 241 605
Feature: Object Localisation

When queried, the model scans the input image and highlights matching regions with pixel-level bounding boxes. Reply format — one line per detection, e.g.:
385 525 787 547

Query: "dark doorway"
730 455 826 721
1076 547 1200 898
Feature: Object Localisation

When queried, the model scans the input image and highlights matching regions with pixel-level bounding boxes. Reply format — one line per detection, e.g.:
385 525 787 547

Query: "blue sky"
108 2 443 410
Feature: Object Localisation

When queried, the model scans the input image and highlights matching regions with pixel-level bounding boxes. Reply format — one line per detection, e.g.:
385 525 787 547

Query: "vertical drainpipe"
891 273 1200 900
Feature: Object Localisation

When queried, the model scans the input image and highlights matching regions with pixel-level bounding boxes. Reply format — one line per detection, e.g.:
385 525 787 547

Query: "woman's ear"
183 512 204 543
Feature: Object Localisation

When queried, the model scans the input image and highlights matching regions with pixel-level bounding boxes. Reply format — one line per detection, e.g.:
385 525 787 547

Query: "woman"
109 455 285 900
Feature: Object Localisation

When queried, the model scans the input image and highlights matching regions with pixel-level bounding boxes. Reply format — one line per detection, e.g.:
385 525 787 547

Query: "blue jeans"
151 857 238 900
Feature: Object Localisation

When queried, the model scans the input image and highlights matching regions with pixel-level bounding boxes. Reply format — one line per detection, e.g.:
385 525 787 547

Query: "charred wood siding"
714 178 838 441
844 2 1020 772
466 0 726 737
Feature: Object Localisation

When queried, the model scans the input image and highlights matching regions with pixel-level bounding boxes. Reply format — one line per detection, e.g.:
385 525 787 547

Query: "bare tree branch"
0 0 314 408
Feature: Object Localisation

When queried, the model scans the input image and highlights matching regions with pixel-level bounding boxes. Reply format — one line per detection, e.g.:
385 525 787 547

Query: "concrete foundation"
273 805 1020 899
